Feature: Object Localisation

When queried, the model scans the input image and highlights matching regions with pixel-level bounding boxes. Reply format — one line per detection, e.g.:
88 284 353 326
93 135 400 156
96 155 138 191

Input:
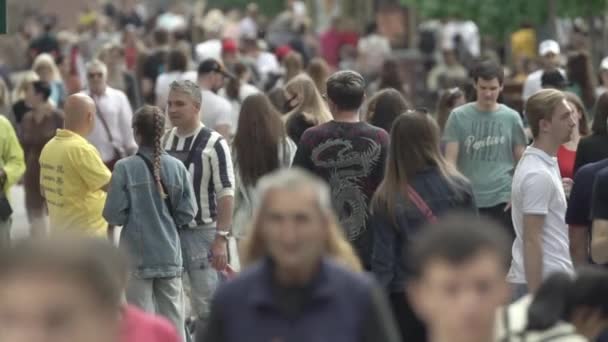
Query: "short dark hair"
167 49 188 72
153 28 170 46
326 70 366 111
32 80 52 101
408 213 511 279
472 59 504 85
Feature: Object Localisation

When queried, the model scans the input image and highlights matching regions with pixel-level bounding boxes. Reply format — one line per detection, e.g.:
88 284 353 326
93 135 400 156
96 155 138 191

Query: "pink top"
121 305 180 342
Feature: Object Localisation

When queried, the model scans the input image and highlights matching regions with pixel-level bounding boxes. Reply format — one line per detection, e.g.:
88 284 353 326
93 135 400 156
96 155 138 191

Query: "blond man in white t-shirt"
508 89 576 298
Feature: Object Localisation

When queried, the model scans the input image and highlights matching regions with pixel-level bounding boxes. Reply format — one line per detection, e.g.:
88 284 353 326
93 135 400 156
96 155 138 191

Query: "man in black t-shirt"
591 168 608 264
293 70 389 269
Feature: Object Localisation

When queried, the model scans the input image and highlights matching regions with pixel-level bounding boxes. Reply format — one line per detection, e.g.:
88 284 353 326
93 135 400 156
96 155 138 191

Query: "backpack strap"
137 153 176 223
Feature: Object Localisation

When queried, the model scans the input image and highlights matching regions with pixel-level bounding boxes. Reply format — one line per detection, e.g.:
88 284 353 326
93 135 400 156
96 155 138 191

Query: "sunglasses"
88 72 103 79
407 107 430 115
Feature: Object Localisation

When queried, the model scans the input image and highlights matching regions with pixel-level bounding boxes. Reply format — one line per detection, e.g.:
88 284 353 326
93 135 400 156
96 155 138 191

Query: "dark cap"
197 59 235 79
541 69 570 90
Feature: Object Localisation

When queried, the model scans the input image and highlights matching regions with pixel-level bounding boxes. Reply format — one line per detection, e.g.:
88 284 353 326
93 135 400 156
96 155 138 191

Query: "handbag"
0 176 12 221
0 193 12 221
406 185 438 224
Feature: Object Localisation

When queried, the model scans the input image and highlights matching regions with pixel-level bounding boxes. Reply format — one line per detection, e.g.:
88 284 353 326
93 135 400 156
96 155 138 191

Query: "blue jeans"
179 228 219 322
127 276 186 342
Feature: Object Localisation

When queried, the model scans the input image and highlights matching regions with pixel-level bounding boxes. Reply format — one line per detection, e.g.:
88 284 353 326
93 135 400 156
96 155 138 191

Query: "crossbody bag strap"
406 185 438 224
90 95 115 143
136 153 176 221
90 94 124 158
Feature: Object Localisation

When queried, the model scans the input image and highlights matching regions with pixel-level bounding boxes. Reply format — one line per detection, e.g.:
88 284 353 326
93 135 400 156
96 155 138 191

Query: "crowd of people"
1 1 608 342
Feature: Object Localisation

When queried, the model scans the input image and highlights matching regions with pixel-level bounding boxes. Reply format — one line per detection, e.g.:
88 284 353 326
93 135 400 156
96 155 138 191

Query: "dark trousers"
479 203 515 245
389 291 427 342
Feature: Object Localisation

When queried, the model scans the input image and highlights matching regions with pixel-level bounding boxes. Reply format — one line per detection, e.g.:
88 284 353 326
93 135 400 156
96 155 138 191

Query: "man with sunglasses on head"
84 59 138 171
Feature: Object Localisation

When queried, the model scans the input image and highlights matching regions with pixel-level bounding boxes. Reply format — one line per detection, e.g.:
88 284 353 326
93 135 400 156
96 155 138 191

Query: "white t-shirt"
155 71 197 108
507 147 574 284
522 68 566 102
218 83 260 134
256 52 280 79
200 89 233 132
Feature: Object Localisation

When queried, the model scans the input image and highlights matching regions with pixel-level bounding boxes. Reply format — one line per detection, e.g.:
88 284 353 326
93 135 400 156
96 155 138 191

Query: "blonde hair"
32 53 61 82
240 169 362 272
13 71 40 101
526 88 567 138
283 51 303 83
283 74 332 125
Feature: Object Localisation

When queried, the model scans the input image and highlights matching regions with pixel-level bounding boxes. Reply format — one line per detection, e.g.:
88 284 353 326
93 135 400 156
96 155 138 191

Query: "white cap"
539 40 560 56
601 57 608 70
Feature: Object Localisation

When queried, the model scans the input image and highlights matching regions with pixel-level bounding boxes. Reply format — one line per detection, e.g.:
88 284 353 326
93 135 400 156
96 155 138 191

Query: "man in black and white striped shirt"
163 80 235 325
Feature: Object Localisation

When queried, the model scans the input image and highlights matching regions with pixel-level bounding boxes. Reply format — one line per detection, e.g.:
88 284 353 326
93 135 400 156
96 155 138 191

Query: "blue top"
103 147 197 278
370 167 477 292
202 257 400 342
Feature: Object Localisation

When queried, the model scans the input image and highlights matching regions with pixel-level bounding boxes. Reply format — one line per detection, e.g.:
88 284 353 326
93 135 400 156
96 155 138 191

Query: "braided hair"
133 105 167 198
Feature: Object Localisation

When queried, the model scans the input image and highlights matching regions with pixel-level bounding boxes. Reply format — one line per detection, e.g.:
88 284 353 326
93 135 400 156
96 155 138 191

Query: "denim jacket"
103 147 197 279
370 167 477 293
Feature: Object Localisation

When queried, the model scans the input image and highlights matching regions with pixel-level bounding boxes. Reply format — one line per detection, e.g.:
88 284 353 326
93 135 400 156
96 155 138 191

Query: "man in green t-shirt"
443 60 527 242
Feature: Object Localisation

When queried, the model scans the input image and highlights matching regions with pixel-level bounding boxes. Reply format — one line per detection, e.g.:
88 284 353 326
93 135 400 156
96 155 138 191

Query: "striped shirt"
163 124 235 226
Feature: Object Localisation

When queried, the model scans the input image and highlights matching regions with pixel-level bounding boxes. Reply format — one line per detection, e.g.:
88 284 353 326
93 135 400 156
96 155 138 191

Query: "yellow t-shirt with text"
39 129 111 236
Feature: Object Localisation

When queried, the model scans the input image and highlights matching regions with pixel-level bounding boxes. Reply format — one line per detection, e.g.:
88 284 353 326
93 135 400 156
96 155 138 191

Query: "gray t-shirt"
443 102 527 208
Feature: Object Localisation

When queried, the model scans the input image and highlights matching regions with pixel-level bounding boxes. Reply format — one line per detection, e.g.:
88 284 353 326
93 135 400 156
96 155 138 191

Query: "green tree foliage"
205 0 285 16
401 0 607 38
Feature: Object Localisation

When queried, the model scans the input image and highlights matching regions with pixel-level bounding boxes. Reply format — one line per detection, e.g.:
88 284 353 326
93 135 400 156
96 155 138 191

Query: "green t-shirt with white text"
443 103 527 208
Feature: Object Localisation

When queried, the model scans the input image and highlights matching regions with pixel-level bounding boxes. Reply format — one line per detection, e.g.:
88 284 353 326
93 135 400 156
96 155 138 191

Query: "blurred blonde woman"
32 53 66 107
12 71 40 125
283 73 332 145
240 168 362 272
282 51 304 84
306 57 330 95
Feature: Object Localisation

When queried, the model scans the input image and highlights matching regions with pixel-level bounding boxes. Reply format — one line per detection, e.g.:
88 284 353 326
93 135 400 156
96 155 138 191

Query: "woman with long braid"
103 105 197 341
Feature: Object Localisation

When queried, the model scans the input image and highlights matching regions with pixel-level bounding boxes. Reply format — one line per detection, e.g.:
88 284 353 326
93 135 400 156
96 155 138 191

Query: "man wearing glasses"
85 59 138 170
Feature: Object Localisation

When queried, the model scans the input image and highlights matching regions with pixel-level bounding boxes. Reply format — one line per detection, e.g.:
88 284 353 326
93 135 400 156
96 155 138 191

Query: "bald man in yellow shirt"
40 94 111 236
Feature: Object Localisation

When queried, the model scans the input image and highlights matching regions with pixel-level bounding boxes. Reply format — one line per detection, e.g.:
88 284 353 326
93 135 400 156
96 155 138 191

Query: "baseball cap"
539 40 560 56
600 57 608 71
222 39 238 54
198 58 235 79
275 45 293 61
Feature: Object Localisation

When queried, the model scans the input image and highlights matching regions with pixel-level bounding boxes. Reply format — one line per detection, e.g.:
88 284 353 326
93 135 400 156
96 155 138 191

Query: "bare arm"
523 214 545 292
445 142 459 167
569 225 590 267
211 195 234 271
591 219 608 264
216 195 234 232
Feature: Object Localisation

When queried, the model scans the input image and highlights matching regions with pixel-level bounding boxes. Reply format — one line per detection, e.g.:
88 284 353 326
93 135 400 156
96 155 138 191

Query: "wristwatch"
216 229 231 241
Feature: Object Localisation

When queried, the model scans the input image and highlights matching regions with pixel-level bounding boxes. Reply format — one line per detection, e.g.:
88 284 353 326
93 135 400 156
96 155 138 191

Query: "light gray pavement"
10 185 30 239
